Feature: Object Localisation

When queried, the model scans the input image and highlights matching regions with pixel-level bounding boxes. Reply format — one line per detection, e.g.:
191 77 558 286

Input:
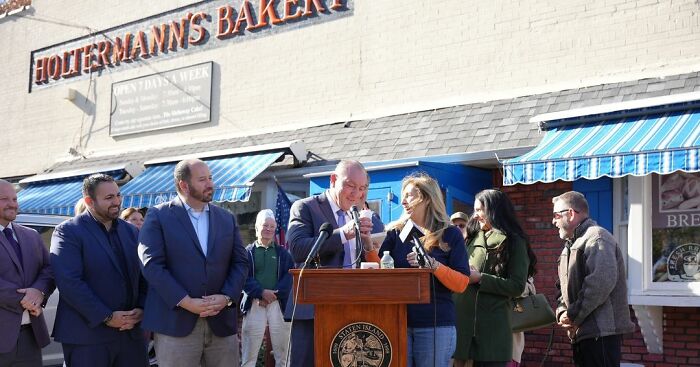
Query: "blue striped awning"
120 151 283 208
503 109 700 185
18 170 125 216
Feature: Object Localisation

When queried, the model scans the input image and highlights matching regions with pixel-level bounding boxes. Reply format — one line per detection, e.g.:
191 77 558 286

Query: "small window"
650 172 700 283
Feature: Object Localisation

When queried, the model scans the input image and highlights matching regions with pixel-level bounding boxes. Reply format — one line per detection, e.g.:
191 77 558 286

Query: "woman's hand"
469 266 481 283
406 251 440 270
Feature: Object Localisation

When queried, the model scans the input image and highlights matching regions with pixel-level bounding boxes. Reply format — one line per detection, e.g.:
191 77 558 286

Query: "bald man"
0 179 54 367
284 160 378 366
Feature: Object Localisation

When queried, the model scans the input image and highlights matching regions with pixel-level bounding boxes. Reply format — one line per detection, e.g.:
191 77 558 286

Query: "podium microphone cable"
284 222 333 365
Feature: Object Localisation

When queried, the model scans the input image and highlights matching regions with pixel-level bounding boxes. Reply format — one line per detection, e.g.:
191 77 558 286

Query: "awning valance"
503 109 700 185
120 151 284 208
17 169 125 216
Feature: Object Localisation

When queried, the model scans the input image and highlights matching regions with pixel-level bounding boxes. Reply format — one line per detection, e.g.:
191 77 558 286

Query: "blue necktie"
3 227 23 267
337 210 353 268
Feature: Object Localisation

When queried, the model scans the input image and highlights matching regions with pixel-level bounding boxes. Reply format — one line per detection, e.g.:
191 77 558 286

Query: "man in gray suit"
0 179 54 367
285 160 377 366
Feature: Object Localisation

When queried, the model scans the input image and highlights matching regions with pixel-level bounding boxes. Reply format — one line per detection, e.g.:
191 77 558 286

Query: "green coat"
453 229 529 362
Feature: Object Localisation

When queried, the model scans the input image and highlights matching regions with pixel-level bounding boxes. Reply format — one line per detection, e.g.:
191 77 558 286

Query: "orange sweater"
365 250 469 293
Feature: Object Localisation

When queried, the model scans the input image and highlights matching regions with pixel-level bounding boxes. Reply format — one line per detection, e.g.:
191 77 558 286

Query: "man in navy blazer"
50 174 147 367
138 158 248 367
285 160 379 366
0 179 54 367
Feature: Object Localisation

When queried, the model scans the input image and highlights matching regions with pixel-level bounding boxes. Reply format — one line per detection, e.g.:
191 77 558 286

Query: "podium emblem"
330 322 392 367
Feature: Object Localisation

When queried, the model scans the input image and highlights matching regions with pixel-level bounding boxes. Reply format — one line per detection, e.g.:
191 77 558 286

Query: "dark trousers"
572 334 622 367
0 326 42 367
62 331 148 367
290 320 314 367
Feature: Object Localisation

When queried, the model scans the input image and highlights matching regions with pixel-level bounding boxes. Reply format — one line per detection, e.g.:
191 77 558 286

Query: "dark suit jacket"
138 198 249 337
0 223 54 353
284 191 383 321
286 192 350 269
50 212 146 344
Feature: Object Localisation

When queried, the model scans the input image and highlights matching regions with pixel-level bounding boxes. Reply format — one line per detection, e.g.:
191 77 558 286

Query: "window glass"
651 172 700 283
220 191 261 246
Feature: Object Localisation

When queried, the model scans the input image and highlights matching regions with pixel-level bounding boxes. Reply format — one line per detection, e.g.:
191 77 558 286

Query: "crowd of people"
0 158 633 367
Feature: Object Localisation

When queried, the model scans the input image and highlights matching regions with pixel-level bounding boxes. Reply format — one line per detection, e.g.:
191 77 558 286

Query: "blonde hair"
74 198 87 216
388 173 451 251
120 207 141 221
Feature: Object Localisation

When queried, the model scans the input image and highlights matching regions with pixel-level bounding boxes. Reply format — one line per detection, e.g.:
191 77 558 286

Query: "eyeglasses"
553 208 577 219
261 225 277 230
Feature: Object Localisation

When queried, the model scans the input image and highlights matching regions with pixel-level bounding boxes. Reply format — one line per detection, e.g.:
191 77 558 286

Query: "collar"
326 190 345 216
87 210 118 232
254 240 276 249
178 194 210 214
0 222 13 232
570 217 593 241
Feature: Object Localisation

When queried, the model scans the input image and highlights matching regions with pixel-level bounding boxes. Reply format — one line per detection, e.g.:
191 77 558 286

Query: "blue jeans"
407 326 456 367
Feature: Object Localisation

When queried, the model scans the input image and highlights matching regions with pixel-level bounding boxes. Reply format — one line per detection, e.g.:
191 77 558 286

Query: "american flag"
274 182 292 249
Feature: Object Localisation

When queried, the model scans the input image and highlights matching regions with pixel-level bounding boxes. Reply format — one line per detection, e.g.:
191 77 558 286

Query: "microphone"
412 234 427 268
304 223 333 266
350 205 363 251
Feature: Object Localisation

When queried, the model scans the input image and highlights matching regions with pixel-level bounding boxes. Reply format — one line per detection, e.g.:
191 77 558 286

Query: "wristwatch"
224 295 233 307
103 313 113 325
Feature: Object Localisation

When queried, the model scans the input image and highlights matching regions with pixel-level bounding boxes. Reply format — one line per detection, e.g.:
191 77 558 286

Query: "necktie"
3 227 23 267
337 210 353 268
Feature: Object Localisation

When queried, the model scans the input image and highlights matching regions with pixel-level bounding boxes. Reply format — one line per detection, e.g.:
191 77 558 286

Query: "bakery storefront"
503 93 700 354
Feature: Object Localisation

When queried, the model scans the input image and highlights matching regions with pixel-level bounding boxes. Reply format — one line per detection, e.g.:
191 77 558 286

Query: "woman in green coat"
453 189 537 367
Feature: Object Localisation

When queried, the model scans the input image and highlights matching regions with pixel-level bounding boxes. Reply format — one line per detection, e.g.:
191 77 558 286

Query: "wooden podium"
290 268 432 367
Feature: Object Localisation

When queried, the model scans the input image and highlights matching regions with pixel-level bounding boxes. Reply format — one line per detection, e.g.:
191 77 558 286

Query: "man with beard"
0 179 54 367
552 191 634 367
138 158 248 367
50 174 147 367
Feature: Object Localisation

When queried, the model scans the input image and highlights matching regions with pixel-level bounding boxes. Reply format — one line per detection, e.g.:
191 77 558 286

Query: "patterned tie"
3 227 23 267
337 210 353 268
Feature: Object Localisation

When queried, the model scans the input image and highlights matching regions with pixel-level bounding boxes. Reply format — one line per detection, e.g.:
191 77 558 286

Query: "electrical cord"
284 258 312 365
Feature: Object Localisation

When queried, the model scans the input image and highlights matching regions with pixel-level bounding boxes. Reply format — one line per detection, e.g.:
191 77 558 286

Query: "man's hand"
261 289 278 304
558 313 578 339
17 288 43 316
179 295 211 315
105 309 142 330
115 308 144 331
199 294 228 318
342 217 373 240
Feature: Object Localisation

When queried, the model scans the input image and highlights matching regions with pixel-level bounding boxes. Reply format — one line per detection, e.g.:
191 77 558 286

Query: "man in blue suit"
50 174 147 367
285 160 378 366
138 158 248 367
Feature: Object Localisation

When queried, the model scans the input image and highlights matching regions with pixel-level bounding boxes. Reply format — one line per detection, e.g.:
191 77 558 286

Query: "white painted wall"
2 0 700 177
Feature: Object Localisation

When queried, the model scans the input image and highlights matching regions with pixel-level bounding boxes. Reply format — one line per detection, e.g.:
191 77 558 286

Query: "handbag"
510 293 556 333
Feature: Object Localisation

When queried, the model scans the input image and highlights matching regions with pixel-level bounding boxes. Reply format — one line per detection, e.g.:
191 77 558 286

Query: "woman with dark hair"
367 173 470 367
453 189 537 367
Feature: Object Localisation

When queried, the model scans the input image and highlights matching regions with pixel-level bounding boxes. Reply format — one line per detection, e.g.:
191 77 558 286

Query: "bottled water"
380 251 395 269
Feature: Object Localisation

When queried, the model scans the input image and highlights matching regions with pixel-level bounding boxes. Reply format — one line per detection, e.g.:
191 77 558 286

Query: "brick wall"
494 172 700 366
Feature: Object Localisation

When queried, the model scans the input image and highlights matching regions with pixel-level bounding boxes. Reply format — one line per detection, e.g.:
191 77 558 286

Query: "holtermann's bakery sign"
29 0 350 91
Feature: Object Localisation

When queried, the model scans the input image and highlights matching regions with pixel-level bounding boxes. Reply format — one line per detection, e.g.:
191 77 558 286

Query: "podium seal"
330 322 392 367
